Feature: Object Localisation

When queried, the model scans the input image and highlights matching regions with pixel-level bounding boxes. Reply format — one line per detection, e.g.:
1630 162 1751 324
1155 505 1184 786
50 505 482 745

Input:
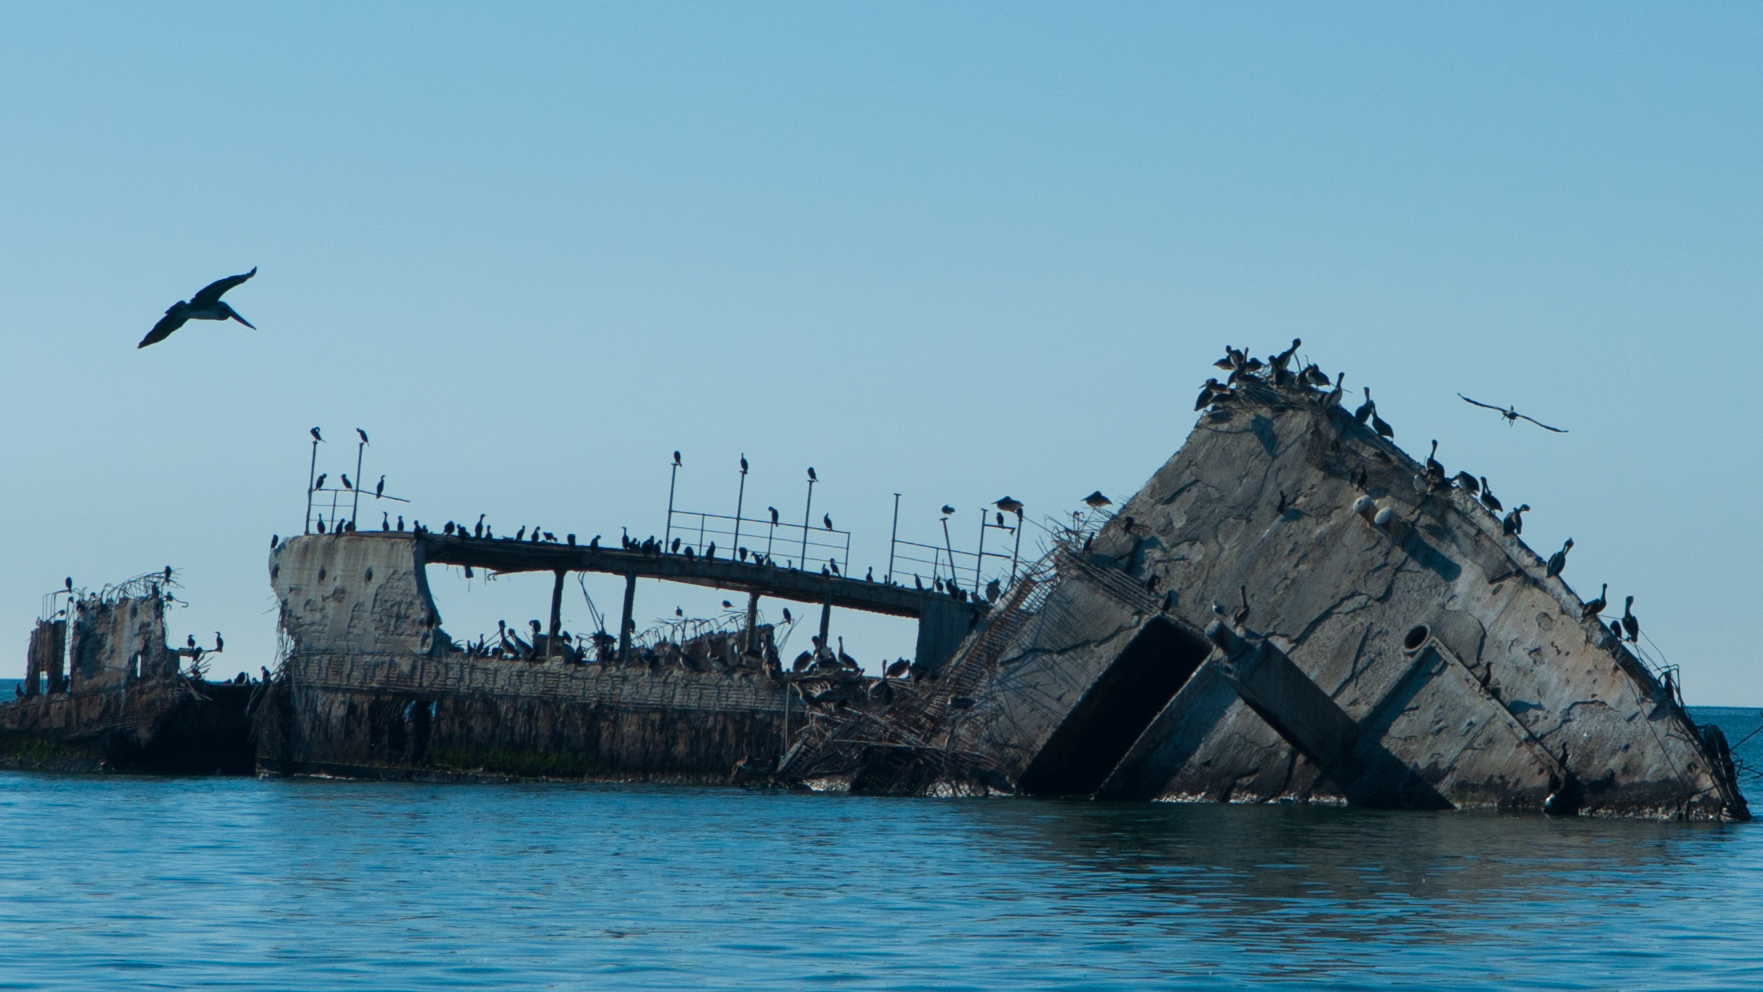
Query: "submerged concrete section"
1 575 256 773
778 373 1746 819
263 534 807 779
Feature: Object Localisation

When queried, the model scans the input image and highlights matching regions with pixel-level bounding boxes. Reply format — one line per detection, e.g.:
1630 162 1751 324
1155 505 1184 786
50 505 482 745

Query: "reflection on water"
0 708 1757 990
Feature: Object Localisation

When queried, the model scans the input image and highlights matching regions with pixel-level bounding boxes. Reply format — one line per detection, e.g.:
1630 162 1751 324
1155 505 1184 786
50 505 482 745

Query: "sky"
1 3 1759 701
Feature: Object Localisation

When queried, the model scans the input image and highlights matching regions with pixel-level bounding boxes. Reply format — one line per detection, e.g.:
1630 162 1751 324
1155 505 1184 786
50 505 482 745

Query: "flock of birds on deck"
1198 341 1643 651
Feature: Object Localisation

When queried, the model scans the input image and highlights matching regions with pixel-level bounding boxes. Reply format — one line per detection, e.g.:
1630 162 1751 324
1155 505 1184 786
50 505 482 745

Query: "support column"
548 570 566 659
619 573 637 663
745 591 760 653
817 597 832 658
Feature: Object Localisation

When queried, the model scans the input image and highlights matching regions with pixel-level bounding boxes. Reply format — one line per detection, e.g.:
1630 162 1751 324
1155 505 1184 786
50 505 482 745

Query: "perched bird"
769 507 779 525
543 532 555 542
214 632 224 652
375 475 385 498
1196 379 1229 411
721 600 732 609
994 496 1024 516
914 575 924 590
995 511 1005 527
1582 584 1608 620
1323 373 1345 408
340 474 352 490
1354 388 1376 425
941 505 956 516
887 659 910 679
1622 596 1640 643
397 515 404 531
671 537 681 553
187 635 197 649
1459 395 1568 433
270 535 278 549
673 450 682 466
985 578 1000 601
314 473 326 491
1302 364 1330 388
706 542 716 558
1424 441 1444 480
823 514 834 530
1372 409 1394 439
792 651 813 673
1479 479 1503 513
807 467 817 482
381 513 389 531
516 526 526 541
829 559 840 576
138 268 257 348
310 427 323 442
1610 620 1624 641
1502 504 1527 536
1453 472 1480 495
1083 491 1111 508
1546 538 1573 578
356 428 370 445
316 516 327 533
866 566 875 582
474 514 485 538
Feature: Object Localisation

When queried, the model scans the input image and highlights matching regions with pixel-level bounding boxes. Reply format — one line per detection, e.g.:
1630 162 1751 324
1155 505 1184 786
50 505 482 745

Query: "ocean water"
0 705 1758 991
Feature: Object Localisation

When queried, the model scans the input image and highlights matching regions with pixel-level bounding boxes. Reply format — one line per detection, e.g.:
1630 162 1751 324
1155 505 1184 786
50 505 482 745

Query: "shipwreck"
3 347 1746 819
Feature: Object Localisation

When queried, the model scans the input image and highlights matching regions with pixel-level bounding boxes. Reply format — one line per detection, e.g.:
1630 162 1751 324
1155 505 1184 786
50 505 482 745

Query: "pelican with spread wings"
1458 394 1567 432
138 267 257 348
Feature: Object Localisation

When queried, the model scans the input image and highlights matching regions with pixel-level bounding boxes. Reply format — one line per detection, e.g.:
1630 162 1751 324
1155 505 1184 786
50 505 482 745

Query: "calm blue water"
0 702 1759 991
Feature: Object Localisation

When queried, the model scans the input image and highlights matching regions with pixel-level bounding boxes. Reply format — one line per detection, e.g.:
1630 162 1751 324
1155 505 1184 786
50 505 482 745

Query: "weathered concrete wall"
911 380 1742 818
268 534 801 780
67 594 178 692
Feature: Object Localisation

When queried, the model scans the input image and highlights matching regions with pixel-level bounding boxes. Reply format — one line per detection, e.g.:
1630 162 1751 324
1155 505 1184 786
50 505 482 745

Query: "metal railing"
664 509 851 575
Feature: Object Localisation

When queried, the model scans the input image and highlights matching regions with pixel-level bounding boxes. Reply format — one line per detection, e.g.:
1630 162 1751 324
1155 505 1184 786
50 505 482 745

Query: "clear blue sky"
2 4 1759 701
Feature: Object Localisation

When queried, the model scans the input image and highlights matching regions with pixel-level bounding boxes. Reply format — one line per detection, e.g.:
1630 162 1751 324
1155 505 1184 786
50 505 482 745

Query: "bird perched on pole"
1546 539 1573 578
356 428 370 445
138 268 257 347
310 427 323 443
807 467 817 482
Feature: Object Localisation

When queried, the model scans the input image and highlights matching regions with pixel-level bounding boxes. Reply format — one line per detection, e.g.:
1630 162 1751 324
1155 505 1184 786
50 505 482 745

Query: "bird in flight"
1459 395 1567 432
138 267 258 348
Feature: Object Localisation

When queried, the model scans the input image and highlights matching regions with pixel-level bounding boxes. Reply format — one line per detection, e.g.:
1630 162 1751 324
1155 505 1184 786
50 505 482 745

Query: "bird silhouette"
375 475 385 498
1502 503 1528 535
887 659 910 679
722 600 733 609
823 514 833 530
995 497 1023 516
1546 538 1573 578
740 454 748 473
1582 583 1608 619
1354 388 1376 424
1083 491 1111 508
782 607 793 623
1453 472 1480 494
673 450 682 466
340 474 352 490
356 428 370 444
1479 478 1503 513
214 632 224 652
310 427 323 442
1622 596 1640 643
829 559 840 576
768 507 779 525
1459 395 1568 433
676 607 684 617
807 467 817 482
139 268 257 347
313 474 326 491
941 505 956 516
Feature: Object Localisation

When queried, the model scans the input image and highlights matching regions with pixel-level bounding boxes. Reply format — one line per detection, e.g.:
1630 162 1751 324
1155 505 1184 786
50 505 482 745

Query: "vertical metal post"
817 597 832 657
351 439 365 527
549 570 566 660
745 590 760 653
732 455 747 558
800 473 816 570
665 456 680 548
618 573 636 663
886 493 901 585
974 507 987 590
940 516 956 588
1010 513 1023 584
305 435 320 534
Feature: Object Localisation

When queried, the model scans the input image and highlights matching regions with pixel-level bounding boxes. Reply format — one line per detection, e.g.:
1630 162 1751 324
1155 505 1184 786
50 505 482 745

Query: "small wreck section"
259 533 980 780
778 370 1747 819
1 573 258 773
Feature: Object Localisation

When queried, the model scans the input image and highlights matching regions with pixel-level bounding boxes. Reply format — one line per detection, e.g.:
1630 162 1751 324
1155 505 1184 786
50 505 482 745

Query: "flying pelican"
1083 491 1111 508
1459 395 1568 432
138 267 257 348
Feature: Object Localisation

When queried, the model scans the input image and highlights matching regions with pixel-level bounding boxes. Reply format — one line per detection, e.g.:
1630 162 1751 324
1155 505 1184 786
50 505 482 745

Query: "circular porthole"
1403 624 1430 652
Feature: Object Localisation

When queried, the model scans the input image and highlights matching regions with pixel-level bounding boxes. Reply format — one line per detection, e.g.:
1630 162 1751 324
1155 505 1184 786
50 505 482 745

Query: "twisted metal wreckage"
3 349 1747 819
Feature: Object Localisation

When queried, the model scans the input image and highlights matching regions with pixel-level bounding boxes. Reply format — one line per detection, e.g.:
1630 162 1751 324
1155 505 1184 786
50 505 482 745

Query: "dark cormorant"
823 514 833 530
214 632 224 652
887 659 910 678
314 474 326 491
138 268 257 348
311 427 322 442
1479 479 1502 513
357 428 369 444
340 474 352 490
941 505 956 516
375 476 385 498
673 450 682 466
475 514 485 538
740 455 748 473
516 526 526 541
807 467 817 482
1622 597 1640 643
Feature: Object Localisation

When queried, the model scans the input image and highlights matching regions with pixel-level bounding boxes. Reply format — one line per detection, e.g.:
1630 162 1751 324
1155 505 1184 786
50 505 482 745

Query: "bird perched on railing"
340 474 352 491
313 474 326 491
823 514 834 530
138 268 257 348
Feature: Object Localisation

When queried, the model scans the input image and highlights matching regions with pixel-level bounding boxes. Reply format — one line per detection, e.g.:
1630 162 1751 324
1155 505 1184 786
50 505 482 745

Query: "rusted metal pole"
351 439 365 527
800 474 816 570
1010 512 1023 585
745 590 760 653
818 596 832 657
940 516 956 587
548 570 566 659
305 436 319 534
733 455 747 558
618 573 636 663
886 493 900 585
974 507 987 590
664 456 680 548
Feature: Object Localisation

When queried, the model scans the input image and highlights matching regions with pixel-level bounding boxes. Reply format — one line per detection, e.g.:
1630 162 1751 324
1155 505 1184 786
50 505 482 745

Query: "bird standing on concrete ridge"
986 578 1000 601
1622 597 1640 643
1083 491 1111 508
1546 539 1573 578
995 497 1023 516
706 542 716 558
311 427 323 442
474 515 485 538
671 537 681 553
516 526 526 541
1453 472 1480 495
138 268 257 348
1479 478 1502 513
1502 504 1527 536
1354 388 1376 424
1323 373 1345 408
356 428 370 445
1583 584 1608 619
271 534 279 549
828 559 840 576
1459 395 1568 433
1372 409 1394 439
381 513 389 531
887 659 910 679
